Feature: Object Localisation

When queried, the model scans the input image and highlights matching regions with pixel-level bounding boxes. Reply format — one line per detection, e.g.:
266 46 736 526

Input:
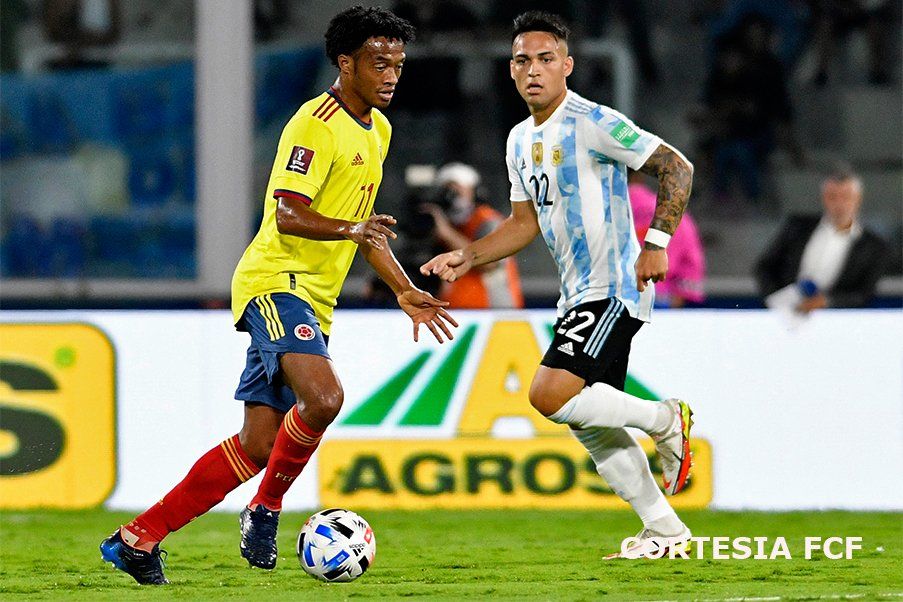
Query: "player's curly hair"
512 11 570 43
324 5 416 67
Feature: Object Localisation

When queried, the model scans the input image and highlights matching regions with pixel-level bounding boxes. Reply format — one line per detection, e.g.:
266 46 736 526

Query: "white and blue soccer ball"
297 508 376 582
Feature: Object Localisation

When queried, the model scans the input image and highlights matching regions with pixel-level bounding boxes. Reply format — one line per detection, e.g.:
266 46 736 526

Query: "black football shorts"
541 297 643 390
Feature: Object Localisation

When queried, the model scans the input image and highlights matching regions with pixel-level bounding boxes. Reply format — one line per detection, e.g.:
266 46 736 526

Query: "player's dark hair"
512 11 570 44
324 5 416 67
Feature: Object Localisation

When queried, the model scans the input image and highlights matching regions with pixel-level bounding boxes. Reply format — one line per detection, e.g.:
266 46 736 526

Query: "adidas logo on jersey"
558 341 574 356
351 152 364 166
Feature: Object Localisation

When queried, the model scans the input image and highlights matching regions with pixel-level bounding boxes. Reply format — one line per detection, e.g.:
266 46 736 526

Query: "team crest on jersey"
287 146 315 175
552 145 563 166
531 142 543 165
294 324 315 340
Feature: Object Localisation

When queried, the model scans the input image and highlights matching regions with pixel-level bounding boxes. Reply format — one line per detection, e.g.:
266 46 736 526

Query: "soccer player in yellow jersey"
100 6 455 584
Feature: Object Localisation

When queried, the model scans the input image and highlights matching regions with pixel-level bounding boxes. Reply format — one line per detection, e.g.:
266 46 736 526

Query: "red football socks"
122 434 260 551
250 406 323 512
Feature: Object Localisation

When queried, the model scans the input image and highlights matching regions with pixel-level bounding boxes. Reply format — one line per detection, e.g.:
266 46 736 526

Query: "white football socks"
572 426 683 534
548 382 671 435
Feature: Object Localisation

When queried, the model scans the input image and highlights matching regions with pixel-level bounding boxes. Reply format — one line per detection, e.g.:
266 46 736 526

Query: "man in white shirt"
422 11 696 559
756 167 889 312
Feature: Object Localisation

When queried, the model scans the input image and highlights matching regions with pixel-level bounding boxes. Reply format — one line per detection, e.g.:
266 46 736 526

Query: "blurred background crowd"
1 0 900 311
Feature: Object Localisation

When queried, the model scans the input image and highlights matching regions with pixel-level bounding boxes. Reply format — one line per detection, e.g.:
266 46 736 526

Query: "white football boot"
604 525 693 560
652 399 694 496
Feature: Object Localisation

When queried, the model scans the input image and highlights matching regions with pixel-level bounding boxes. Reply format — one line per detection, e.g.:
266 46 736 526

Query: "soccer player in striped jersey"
101 6 456 584
422 11 695 559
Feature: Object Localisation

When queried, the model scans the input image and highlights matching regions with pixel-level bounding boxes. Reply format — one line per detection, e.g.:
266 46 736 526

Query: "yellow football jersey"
231 89 391 334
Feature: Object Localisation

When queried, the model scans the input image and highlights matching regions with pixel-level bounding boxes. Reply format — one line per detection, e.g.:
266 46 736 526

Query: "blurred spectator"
702 0 810 69
699 14 802 206
390 1 478 40
755 165 889 311
389 189 444 300
810 0 896 86
362 275 399 308
629 172 706 307
386 1 465 113
1 0 29 72
421 163 524 309
391 1 427 34
42 0 121 70
582 0 660 84
254 0 291 42
429 1 479 33
489 1 577 31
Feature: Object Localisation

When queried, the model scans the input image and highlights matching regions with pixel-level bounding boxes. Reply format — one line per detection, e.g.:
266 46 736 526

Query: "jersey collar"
529 89 571 132
327 87 373 130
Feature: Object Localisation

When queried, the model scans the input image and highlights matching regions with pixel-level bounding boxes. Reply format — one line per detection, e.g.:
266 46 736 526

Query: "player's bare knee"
238 430 276 468
318 387 344 424
244 445 272 470
527 386 548 415
528 380 564 417
300 385 344 427
322 387 345 422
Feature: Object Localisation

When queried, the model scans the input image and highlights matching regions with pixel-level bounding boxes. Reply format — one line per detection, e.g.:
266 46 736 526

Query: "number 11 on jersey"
354 182 374 218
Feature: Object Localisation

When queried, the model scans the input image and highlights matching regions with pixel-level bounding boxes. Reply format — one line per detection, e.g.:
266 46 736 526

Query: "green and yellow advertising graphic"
0 324 116 508
320 320 712 509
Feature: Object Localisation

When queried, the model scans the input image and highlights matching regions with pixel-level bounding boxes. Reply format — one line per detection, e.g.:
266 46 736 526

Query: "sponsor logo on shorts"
294 324 315 341
557 341 574 356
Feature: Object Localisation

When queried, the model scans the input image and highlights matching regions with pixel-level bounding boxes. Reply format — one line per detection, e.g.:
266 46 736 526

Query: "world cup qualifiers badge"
295 324 315 340
286 146 315 175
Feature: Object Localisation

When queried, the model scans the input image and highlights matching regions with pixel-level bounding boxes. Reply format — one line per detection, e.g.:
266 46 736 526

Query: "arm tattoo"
637 144 693 249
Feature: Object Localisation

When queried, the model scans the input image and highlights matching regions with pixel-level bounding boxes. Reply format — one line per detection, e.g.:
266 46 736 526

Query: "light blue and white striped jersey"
506 90 661 322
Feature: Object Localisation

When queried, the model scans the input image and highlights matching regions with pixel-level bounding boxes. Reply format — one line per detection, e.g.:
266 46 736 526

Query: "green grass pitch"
1 509 900 600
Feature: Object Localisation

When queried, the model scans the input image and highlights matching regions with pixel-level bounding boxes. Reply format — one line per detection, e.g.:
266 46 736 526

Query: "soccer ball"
297 508 376 582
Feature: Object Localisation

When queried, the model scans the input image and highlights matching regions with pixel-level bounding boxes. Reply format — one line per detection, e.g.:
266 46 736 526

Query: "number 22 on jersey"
529 173 552 207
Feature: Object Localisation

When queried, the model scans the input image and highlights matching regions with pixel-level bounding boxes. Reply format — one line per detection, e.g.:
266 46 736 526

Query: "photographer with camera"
420 162 524 309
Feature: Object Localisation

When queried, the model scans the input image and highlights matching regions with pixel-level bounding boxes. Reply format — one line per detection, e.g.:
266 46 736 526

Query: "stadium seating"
0 47 322 280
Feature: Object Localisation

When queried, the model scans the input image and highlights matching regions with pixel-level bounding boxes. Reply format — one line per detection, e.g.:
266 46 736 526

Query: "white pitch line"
641 592 903 602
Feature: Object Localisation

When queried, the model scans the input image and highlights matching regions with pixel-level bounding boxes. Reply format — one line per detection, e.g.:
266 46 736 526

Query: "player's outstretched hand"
420 249 473 283
635 247 668 292
348 214 397 250
397 288 459 343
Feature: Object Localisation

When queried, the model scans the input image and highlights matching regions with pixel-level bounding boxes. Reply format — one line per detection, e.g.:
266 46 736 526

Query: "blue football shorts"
234 293 330 413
